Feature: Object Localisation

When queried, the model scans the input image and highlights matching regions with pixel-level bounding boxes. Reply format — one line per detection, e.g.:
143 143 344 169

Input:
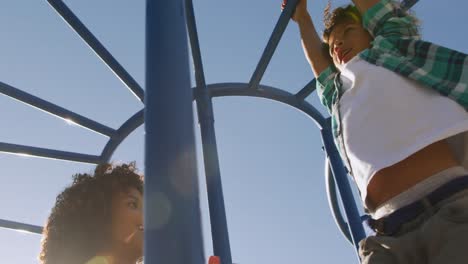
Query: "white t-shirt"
336 56 468 208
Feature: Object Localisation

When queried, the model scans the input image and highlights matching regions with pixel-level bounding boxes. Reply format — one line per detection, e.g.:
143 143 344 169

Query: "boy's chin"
335 55 357 68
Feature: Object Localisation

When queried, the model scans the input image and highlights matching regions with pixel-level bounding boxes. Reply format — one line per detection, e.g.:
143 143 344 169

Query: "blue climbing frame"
0 0 419 263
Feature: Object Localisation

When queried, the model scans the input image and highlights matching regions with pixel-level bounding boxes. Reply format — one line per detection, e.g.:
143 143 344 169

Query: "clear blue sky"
0 0 466 263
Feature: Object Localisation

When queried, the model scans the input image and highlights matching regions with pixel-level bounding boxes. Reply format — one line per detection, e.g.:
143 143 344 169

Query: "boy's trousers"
359 188 468 264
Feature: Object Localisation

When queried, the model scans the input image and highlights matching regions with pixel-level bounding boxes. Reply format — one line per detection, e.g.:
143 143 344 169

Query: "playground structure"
0 0 419 263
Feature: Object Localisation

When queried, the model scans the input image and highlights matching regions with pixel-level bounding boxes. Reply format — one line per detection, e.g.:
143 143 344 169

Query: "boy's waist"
366 175 468 236
366 139 460 210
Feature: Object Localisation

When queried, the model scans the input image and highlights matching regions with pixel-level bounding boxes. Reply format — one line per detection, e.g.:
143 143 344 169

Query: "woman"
39 162 144 264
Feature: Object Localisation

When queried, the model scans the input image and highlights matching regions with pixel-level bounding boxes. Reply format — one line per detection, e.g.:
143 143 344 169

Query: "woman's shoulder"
84 256 111 264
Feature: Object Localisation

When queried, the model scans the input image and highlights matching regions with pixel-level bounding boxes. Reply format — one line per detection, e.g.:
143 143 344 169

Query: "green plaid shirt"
316 0 468 172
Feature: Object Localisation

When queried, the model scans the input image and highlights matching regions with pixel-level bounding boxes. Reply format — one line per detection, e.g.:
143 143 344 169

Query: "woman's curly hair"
39 162 144 264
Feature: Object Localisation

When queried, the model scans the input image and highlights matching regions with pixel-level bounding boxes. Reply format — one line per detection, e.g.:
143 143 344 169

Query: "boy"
287 0 468 262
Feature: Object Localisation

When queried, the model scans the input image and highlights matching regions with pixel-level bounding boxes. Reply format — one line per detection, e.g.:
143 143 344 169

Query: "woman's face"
111 187 143 260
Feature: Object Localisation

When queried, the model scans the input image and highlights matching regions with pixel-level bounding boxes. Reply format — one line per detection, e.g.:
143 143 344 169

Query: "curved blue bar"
325 159 352 243
100 83 329 168
206 83 326 129
101 110 144 163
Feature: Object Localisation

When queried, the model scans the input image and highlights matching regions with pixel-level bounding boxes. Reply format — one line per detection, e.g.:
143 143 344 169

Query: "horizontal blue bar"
0 219 42 235
0 81 116 137
0 142 102 164
47 0 145 102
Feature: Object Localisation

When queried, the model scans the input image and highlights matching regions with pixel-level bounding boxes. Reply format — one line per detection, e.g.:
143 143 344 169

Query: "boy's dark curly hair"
322 2 362 43
322 1 419 44
39 162 144 264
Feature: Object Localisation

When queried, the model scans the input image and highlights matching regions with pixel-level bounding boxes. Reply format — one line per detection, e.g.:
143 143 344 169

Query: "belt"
367 175 468 236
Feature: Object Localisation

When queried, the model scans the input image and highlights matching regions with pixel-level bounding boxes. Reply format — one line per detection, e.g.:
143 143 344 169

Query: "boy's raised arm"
350 0 380 15
289 0 332 77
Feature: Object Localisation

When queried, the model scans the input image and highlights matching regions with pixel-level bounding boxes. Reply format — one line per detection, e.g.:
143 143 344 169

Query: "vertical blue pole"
185 0 233 262
320 120 365 261
145 0 205 264
197 89 233 264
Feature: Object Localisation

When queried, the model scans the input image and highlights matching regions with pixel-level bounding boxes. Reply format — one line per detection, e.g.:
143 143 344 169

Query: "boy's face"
327 21 373 66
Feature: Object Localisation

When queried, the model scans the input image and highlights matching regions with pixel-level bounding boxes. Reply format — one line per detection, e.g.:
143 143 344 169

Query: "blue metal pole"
145 0 204 263
325 159 352 244
185 0 233 262
295 79 316 100
0 142 102 164
0 81 116 137
248 0 299 90
320 121 365 260
101 110 144 163
0 219 43 235
47 0 145 102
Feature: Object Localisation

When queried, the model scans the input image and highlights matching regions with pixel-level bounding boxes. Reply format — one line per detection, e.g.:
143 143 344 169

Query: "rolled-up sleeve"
362 0 419 39
316 66 339 114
